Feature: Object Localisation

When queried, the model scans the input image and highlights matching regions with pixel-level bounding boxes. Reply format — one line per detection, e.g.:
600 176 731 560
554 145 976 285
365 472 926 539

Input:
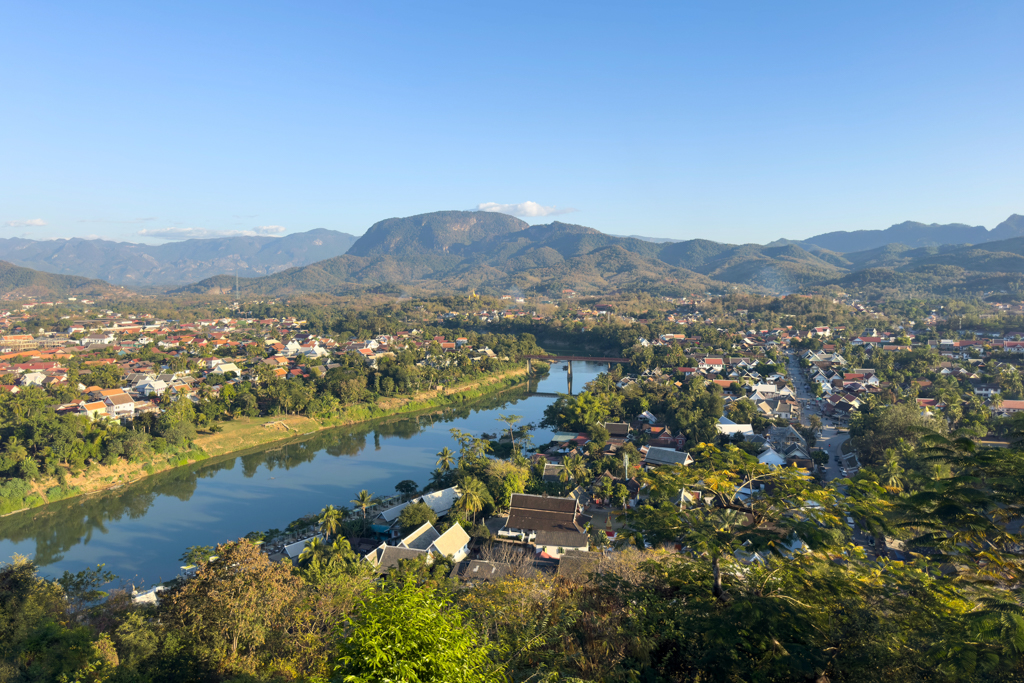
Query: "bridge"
524 355 630 395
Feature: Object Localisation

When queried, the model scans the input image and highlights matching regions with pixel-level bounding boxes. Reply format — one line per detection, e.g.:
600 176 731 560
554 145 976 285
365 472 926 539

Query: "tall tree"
351 490 376 531
318 505 343 541
165 539 303 674
455 477 487 524
435 447 455 473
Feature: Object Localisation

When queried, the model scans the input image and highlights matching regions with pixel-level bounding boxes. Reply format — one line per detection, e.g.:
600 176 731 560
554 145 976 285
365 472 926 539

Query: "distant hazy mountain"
609 234 681 244
0 228 358 288
800 215 1024 252
0 261 121 299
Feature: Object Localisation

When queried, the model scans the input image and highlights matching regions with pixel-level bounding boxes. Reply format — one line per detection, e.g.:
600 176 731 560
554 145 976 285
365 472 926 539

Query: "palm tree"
319 504 343 541
878 449 905 494
436 447 456 472
456 477 487 524
565 454 589 487
352 489 376 530
426 468 448 492
297 537 329 568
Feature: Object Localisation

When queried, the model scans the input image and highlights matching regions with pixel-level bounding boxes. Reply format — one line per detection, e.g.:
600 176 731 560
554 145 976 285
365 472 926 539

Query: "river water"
0 362 605 585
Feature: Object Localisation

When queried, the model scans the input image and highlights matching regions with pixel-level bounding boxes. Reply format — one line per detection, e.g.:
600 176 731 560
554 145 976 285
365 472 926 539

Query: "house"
370 486 461 538
717 416 754 438
364 522 471 572
84 332 116 345
398 522 471 562
80 400 108 420
211 362 242 376
642 446 694 468
992 400 1024 417
971 382 1001 398
602 422 631 444
499 493 589 557
104 393 136 419
765 424 807 450
758 448 786 468
135 378 168 397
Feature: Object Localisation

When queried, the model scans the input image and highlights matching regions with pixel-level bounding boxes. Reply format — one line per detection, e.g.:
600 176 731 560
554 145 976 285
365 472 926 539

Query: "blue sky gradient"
2 2 1022 244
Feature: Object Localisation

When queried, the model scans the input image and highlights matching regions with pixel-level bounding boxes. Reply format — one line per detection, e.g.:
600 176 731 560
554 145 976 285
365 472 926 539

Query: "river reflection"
0 362 605 583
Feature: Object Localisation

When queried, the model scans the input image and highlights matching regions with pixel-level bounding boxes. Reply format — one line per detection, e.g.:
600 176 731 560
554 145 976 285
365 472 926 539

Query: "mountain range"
2 212 1023 299
0 229 357 288
175 211 1024 299
795 214 1024 252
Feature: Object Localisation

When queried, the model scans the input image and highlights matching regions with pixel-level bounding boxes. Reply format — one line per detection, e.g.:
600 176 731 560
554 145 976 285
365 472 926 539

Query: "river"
0 361 606 585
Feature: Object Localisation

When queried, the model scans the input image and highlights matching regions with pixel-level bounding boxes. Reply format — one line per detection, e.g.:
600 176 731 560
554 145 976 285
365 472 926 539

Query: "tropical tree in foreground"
334 581 503 682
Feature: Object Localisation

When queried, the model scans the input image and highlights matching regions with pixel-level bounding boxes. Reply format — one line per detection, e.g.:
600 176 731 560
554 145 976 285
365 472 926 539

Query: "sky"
2 1 1022 245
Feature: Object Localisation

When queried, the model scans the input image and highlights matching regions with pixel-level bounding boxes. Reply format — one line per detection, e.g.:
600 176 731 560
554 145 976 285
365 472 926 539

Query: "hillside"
0 261 123 300
0 228 358 288
178 212 719 297
176 210 1024 299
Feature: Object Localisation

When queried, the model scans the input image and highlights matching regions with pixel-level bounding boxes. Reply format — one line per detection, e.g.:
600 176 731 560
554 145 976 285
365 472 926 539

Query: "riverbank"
4 366 533 517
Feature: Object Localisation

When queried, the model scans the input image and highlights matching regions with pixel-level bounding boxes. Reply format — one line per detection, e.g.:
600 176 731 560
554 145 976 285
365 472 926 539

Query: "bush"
45 485 81 502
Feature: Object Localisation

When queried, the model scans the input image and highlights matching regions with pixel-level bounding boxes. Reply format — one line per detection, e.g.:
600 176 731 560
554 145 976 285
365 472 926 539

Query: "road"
785 350 850 482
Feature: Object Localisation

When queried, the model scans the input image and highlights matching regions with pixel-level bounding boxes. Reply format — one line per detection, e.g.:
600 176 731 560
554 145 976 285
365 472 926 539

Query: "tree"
297 536 330 568
679 506 746 600
179 545 215 566
611 482 630 511
351 490 377 529
435 447 456 473
318 504 343 541
455 477 487 524
333 581 502 682
395 479 419 497
165 539 303 674
398 501 438 534
496 413 524 458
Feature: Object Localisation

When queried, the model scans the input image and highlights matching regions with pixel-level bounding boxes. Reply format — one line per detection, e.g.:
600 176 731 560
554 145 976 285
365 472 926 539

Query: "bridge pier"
527 358 532 375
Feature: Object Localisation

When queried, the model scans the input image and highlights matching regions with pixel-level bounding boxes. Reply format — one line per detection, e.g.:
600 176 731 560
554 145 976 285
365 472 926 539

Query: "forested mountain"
0 229 358 288
0 261 122 299
175 210 1024 298
9 211 1023 299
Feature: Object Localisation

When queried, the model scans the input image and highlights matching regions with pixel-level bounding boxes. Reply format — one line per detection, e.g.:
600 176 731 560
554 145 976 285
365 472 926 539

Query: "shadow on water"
0 385 537 570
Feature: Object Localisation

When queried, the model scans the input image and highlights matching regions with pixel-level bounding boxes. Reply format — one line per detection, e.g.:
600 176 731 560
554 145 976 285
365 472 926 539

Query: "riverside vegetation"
0 324 543 514
5 429 1024 682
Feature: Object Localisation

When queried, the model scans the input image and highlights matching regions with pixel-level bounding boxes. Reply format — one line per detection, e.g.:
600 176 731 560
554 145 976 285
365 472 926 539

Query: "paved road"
785 350 850 481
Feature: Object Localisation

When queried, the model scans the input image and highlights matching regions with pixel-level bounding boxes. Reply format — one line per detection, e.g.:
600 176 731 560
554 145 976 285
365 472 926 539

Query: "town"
3 287 1024 679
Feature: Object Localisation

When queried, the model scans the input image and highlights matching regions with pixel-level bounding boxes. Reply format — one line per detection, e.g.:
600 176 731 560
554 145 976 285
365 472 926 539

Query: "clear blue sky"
2 2 1022 244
